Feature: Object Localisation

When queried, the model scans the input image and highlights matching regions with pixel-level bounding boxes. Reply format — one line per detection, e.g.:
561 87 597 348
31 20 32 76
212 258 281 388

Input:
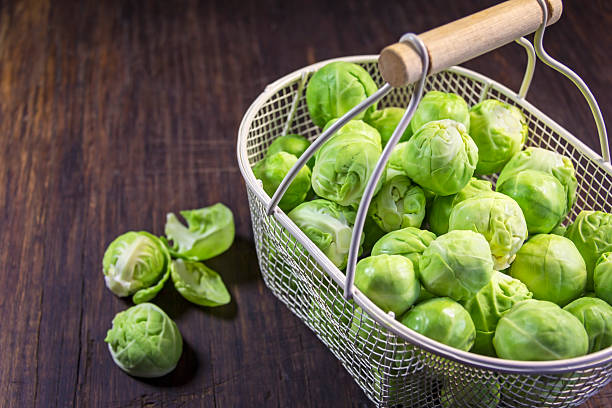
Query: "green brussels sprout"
354 255 420 316
595 252 612 305
312 120 382 207
410 91 470 136
266 133 314 168
105 303 183 377
419 230 494 301
366 107 410 146
497 170 566 234
400 297 476 351
496 147 577 210
103 231 171 304
440 378 500 408
164 203 235 261
288 199 361 269
306 61 378 128
565 210 612 290
371 227 436 275
403 119 478 196
449 192 528 270
564 297 612 353
428 177 493 236
468 99 527 174
385 141 409 181
369 176 426 232
170 259 231 307
493 299 588 360
362 215 387 255
550 224 567 236
462 271 532 356
509 234 586 306
416 285 437 303
252 151 311 212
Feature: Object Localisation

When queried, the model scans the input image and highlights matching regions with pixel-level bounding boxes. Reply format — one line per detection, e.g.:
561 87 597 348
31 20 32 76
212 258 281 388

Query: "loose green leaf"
171 259 231 307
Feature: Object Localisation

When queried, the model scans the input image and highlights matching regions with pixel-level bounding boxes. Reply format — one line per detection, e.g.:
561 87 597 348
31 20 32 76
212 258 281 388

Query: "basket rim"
237 55 612 374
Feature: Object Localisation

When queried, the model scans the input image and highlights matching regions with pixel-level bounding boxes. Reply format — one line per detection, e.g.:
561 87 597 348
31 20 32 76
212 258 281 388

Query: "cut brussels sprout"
369 176 426 232
105 303 183 378
366 107 410 146
170 259 231 307
103 231 171 303
385 141 409 181
419 230 494 301
253 151 311 212
354 255 420 316
312 120 382 207
565 210 612 290
449 192 527 270
493 299 588 361
509 234 586 306
306 61 378 128
371 227 436 275
595 252 612 305
400 297 475 351
410 91 470 136
164 203 235 261
468 99 527 174
564 297 612 353
266 133 314 168
440 378 500 408
403 119 478 196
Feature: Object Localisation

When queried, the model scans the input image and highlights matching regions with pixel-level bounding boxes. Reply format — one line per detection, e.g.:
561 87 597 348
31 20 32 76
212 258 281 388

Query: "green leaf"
170 259 231 307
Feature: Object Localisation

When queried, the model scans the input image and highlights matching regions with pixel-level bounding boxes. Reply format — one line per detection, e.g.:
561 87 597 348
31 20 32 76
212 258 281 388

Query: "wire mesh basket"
237 2 612 407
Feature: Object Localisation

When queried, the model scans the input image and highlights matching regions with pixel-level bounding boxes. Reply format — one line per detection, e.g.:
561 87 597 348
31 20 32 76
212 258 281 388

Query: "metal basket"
237 11 612 408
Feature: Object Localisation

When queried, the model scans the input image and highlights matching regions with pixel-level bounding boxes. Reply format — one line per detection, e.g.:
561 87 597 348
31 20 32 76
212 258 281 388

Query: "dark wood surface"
0 0 610 406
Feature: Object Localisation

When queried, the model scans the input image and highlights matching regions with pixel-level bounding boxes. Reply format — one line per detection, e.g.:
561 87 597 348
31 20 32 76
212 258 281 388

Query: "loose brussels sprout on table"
306 61 378 128
371 227 436 274
595 252 612 305
171 259 231 307
510 234 586 306
409 91 470 136
493 299 588 361
468 99 527 174
366 107 410 146
266 133 314 168
369 175 426 232
105 303 183 378
564 297 612 353
402 119 478 196
419 230 494 301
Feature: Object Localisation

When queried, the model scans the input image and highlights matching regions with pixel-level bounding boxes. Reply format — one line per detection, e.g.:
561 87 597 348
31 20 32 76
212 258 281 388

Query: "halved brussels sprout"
170 259 231 307
509 234 586 307
355 255 420 316
449 192 528 270
400 297 476 351
253 151 311 212
595 252 612 305
385 141 409 181
410 91 470 136
419 230 494 301
371 227 436 275
564 297 612 353
469 99 527 174
403 119 478 196
369 176 426 232
366 107 410 146
306 61 378 128
493 299 588 361
266 133 314 168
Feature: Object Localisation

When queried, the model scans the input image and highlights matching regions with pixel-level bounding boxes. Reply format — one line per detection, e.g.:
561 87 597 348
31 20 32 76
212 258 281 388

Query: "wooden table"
1 0 610 406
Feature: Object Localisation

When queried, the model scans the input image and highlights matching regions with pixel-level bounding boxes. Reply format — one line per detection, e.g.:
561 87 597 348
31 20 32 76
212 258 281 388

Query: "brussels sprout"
164 203 235 261
288 199 361 269
385 141 409 181
564 297 612 353
509 234 586 306
105 303 183 377
312 120 382 207
595 252 612 305
403 119 478 196
497 170 566 234
417 285 437 303
306 61 378 128
362 215 387 255
493 299 588 360
428 177 493 236
369 176 426 232
462 271 532 356
170 259 231 307
354 255 420 316
497 147 577 210
565 210 612 290
266 133 314 168
550 224 567 236
410 91 470 136
400 297 476 351
440 378 500 408
419 230 494 301
253 151 311 212
449 192 527 270
366 107 410 146
103 231 171 303
468 99 527 174
371 227 436 275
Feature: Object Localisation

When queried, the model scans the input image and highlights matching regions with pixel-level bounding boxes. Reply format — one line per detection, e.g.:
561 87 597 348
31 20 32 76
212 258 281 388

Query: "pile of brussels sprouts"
253 61 612 361
102 203 235 377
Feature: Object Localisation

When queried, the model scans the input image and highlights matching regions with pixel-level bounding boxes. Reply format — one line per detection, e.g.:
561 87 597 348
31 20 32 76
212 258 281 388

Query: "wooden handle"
379 0 563 87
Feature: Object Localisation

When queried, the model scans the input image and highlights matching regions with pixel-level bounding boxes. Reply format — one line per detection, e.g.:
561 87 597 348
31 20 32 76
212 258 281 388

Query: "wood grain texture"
0 0 609 407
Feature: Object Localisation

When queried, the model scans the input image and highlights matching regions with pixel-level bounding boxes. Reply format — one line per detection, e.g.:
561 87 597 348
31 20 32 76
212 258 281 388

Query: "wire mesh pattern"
241 59 612 407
